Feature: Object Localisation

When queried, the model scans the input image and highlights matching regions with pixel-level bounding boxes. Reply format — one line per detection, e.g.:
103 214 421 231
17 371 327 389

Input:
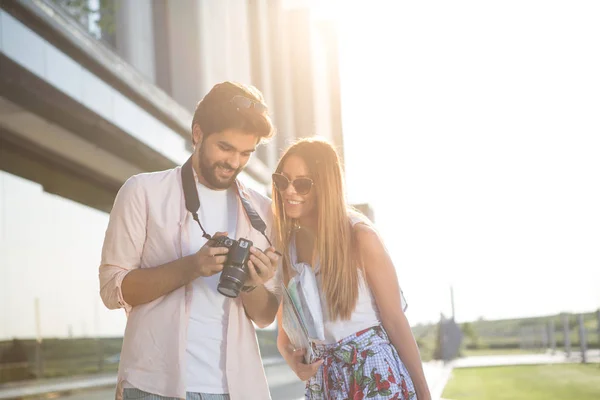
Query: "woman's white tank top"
288 216 381 344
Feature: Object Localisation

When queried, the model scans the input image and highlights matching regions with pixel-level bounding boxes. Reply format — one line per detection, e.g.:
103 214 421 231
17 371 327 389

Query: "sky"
335 0 600 324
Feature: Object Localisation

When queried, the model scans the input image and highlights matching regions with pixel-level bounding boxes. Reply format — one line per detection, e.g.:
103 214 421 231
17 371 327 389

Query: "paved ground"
8 350 596 400
0 358 453 400
423 361 454 400
44 363 307 400
452 349 600 369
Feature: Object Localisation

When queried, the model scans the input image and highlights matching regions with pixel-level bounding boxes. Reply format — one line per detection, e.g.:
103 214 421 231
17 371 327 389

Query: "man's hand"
120 232 230 307
245 246 280 287
239 245 281 327
192 231 230 277
284 346 323 382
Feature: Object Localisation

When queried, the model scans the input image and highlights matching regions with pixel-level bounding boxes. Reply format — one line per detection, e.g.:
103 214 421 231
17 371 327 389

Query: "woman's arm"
355 224 432 400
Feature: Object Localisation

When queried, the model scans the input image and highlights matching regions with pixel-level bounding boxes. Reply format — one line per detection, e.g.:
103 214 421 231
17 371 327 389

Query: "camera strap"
181 156 273 247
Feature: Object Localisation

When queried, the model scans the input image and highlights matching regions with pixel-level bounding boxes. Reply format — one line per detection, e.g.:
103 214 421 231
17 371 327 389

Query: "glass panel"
49 0 117 49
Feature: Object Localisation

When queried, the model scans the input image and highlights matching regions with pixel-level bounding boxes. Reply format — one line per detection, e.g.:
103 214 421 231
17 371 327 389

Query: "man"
99 82 281 400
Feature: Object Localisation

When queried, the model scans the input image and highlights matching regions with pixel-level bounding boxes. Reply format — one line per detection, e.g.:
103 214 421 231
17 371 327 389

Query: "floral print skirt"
306 325 416 400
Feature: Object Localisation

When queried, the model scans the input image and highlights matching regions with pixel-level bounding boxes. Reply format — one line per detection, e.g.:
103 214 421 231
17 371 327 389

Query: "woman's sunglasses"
272 173 314 195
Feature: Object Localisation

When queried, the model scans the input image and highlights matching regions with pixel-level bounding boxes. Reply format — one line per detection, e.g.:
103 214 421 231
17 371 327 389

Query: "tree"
50 0 116 38
461 322 480 349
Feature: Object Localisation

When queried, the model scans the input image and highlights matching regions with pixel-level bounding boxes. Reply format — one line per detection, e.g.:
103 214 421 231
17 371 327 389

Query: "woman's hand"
282 345 323 381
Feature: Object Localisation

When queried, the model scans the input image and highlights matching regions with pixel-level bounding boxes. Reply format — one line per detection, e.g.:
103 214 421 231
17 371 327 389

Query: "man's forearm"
121 255 198 307
241 285 279 328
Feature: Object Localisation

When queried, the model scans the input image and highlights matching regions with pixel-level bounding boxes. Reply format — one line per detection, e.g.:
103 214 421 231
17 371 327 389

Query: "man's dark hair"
191 82 274 145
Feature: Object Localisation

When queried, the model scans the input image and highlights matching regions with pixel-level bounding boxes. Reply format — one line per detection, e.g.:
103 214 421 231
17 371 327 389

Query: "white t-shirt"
185 180 238 393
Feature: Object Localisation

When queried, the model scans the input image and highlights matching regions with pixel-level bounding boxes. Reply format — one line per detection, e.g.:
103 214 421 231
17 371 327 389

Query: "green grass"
442 364 600 400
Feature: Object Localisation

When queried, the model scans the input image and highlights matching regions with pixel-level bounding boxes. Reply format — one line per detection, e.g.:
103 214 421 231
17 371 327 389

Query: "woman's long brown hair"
272 138 361 321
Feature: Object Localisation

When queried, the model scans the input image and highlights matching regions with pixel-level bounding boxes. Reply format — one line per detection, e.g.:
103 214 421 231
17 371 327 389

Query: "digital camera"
212 236 254 298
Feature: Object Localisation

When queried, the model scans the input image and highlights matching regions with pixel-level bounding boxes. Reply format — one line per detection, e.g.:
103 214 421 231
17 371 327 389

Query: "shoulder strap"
181 156 274 247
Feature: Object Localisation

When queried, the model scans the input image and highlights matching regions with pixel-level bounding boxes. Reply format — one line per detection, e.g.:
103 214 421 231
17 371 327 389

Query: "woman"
272 138 431 400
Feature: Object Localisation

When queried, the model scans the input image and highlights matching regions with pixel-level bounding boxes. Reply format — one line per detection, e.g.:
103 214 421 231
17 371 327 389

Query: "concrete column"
151 0 172 94
248 0 277 169
115 0 156 82
286 8 315 139
196 0 253 88
319 21 344 160
268 0 297 153
310 21 333 141
248 0 275 106
163 0 202 112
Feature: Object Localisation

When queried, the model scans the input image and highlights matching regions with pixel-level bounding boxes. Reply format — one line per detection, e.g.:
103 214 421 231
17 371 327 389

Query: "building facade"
0 0 344 349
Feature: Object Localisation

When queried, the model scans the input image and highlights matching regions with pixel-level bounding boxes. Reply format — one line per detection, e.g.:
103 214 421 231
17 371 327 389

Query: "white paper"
287 263 325 341
281 284 314 364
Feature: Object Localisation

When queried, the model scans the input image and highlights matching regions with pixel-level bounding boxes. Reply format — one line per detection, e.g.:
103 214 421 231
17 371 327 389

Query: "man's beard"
198 145 242 189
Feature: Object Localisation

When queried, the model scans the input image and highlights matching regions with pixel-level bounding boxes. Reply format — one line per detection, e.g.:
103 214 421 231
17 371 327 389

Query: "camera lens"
217 264 248 298
217 278 241 298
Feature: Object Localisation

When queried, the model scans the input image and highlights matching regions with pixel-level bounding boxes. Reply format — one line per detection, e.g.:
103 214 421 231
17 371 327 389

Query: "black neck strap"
181 156 273 247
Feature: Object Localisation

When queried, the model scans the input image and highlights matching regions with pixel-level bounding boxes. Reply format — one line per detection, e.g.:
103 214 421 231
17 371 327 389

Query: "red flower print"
361 350 368 359
351 347 358 365
391 394 400 400
401 379 409 399
375 373 382 384
351 380 364 400
388 366 397 384
374 372 391 392
356 328 371 336
381 380 390 391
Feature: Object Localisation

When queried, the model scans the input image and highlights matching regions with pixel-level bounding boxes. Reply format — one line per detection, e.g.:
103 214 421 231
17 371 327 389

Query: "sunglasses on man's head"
231 95 267 114
272 173 314 195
